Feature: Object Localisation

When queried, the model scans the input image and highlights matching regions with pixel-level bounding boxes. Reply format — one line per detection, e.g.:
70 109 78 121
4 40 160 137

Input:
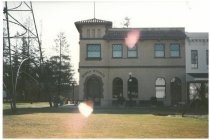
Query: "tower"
75 18 112 105
3 1 42 111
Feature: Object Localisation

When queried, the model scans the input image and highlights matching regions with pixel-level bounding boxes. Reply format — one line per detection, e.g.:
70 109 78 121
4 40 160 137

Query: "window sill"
127 57 138 59
169 56 181 58
154 57 165 58
86 58 102 61
112 57 123 59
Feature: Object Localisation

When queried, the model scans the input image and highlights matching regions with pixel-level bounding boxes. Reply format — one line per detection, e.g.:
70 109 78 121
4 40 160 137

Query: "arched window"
127 77 138 98
155 78 166 98
112 78 123 98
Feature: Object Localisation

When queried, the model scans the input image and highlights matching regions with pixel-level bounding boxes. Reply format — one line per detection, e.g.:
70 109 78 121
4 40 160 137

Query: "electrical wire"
7 13 37 37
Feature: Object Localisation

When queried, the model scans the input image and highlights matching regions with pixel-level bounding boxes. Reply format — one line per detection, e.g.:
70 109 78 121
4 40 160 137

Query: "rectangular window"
170 44 180 57
112 44 123 58
154 44 165 57
128 46 137 58
87 44 101 59
191 50 198 68
189 83 208 100
156 87 166 98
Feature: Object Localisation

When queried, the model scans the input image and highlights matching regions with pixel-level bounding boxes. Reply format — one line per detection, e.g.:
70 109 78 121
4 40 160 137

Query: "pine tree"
53 32 75 97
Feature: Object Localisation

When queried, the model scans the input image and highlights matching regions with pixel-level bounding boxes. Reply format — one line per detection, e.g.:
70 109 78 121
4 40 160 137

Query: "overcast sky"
3 0 210 83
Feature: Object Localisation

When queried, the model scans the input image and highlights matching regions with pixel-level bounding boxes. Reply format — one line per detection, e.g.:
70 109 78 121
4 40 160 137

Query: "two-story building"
185 33 208 101
75 18 186 106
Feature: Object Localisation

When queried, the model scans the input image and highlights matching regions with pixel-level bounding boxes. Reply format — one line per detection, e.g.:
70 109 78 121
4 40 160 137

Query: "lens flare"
125 29 140 48
78 100 93 117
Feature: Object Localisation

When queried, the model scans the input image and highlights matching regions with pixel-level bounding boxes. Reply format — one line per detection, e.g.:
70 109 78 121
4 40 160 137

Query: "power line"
3 1 43 112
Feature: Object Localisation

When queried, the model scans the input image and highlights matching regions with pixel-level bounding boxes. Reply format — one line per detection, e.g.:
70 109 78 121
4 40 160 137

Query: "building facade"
75 18 187 106
185 33 209 100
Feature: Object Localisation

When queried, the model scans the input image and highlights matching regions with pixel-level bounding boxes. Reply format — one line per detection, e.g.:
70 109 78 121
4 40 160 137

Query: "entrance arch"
127 77 138 98
84 74 103 105
170 77 182 105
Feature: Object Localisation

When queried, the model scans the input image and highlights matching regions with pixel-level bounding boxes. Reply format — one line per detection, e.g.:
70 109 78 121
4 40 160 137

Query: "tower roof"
75 18 112 31
104 28 186 40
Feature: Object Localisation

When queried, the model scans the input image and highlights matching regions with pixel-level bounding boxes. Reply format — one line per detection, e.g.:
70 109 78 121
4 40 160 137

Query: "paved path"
60 104 78 108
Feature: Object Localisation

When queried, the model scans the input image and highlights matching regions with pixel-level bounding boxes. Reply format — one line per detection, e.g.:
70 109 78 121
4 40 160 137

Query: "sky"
2 0 210 83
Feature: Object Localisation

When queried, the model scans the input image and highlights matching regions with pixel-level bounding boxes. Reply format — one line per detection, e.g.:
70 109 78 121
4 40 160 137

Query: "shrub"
150 97 157 105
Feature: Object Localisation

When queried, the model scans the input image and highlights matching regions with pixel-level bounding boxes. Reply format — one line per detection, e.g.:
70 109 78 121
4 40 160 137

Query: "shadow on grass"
3 107 79 115
94 106 179 115
3 105 185 116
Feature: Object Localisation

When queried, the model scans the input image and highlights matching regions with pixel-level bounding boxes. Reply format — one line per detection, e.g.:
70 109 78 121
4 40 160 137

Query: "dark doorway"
112 77 123 98
85 75 102 105
170 77 182 105
127 77 138 98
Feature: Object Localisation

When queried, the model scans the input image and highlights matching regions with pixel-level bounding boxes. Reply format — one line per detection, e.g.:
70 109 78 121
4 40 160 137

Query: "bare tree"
123 17 130 28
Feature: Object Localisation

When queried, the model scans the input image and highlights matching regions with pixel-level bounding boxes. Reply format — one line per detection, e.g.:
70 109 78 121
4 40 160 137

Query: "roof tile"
103 29 186 40
75 18 112 24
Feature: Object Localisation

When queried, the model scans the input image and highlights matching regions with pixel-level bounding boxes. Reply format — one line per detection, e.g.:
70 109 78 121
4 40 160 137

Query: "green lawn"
3 103 208 138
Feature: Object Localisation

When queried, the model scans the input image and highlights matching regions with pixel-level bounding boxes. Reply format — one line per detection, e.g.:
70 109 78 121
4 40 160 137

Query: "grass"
3 102 208 138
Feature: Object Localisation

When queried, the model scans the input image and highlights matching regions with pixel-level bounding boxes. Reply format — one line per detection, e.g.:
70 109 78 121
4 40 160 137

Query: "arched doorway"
84 75 103 105
127 77 138 98
170 77 182 105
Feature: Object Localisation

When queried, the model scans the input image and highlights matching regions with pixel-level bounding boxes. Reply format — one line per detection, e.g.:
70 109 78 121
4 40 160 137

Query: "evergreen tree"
53 32 75 97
